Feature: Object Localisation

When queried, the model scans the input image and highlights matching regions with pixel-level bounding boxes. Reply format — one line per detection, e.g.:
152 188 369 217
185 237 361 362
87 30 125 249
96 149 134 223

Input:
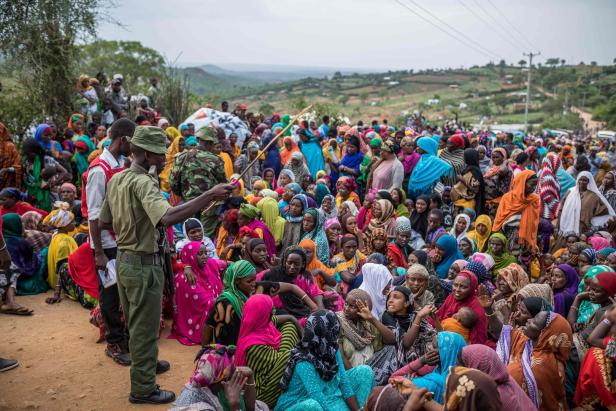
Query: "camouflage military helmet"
196 127 218 142
130 126 167 154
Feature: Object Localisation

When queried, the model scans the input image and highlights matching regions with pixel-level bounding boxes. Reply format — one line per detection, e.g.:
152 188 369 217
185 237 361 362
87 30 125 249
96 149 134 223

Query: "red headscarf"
239 226 259 239
437 270 491 346
449 135 465 149
596 272 616 296
234 294 281 366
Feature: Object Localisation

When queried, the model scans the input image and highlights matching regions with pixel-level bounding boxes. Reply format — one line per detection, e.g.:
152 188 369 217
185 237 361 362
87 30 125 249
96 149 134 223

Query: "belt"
118 251 163 266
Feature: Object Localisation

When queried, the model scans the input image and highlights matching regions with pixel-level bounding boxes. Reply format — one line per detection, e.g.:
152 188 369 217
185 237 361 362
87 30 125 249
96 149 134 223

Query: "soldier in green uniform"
99 126 233 404
169 126 227 238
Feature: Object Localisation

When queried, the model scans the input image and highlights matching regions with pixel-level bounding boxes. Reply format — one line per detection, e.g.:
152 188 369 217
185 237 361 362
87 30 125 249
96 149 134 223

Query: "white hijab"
358 263 393 319
342 200 359 217
449 213 471 244
559 171 615 235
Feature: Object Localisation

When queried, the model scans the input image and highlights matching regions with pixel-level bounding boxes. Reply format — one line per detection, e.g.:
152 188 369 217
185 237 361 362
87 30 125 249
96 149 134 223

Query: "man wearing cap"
99 126 232 404
105 79 128 121
169 126 226 238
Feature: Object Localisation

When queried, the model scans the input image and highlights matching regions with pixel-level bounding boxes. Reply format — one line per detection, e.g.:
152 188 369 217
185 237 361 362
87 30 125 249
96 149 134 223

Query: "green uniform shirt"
169 148 226 201
100 163 171 254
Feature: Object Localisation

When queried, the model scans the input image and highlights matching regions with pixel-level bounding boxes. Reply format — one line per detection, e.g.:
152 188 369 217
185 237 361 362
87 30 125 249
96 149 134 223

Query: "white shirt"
86 148 122 249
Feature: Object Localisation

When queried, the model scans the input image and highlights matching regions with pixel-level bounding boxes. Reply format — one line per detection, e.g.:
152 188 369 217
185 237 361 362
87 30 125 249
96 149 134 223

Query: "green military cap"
130 126 167 154
196 126 218 142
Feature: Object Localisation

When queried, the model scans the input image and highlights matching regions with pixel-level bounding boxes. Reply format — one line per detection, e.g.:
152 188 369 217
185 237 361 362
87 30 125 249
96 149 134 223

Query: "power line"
400 0 503 60
485 0 538 50
393 0 501 61
457 0 526 53
469 0 529 51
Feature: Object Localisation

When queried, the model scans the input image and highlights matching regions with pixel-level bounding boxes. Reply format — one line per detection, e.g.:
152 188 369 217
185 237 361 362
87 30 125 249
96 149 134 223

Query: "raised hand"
477 284 493 309
355 299 373 320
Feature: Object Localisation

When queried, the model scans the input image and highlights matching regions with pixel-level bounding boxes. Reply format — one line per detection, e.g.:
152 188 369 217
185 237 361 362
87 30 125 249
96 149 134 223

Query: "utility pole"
523 51 540 132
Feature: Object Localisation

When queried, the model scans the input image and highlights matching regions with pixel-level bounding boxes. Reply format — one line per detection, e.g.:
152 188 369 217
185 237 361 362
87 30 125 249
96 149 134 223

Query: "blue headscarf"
556 166 576 198
315 183 330 206
34 124 62 153
286 193 308 223
412 331 467 403
408 137 452 197
261 131 282 176
434 234 464 279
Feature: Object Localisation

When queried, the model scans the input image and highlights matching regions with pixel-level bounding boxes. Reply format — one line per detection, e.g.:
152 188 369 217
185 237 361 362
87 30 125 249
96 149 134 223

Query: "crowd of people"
3 83 616 410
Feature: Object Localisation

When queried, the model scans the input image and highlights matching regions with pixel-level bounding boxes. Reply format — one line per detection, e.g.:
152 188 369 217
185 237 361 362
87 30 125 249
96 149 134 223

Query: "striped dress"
246 321 300 408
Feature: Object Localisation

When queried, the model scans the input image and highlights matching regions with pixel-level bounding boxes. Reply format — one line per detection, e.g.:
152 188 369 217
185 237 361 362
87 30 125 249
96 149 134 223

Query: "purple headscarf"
553 263 578 316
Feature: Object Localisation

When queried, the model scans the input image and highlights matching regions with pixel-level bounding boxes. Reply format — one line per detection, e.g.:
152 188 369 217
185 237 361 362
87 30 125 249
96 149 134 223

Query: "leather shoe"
129 386 175 404
156 360 170 374
0 358 19 372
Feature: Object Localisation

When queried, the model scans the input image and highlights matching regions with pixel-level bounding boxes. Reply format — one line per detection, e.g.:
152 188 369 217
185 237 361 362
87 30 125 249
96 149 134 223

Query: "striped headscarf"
537 153 561 220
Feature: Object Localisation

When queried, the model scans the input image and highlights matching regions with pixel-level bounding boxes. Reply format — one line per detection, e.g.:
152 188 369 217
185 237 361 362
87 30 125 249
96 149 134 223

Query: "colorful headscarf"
234 294 282 366
577 265 611 323
216 260 257 320
43 201 74 228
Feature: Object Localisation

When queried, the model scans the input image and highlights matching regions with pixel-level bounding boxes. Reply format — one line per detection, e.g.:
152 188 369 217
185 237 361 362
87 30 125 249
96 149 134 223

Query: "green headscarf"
487 233 516 274
23 155 51 211
239 204 261 220
1 213 23 239
282 114 291 136
577 264 612 323
216 260 257 318
73 135 96 176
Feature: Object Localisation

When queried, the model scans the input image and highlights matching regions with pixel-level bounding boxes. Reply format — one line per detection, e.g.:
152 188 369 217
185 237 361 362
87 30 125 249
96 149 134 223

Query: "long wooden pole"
201 104 313 214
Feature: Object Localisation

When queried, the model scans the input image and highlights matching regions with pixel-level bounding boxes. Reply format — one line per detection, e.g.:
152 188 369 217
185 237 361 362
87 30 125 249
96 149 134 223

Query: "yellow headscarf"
76 75 92 91
159 136 184 192
165 126 181 142
466 214 492 252
257 197 286 245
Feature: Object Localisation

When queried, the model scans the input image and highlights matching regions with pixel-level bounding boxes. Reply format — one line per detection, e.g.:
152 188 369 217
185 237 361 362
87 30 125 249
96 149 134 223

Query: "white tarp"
183 108 251 147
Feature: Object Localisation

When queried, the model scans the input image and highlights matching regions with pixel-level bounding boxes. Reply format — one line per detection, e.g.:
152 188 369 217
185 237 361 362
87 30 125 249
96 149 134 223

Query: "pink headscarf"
234 294 281 366
589 236 613 252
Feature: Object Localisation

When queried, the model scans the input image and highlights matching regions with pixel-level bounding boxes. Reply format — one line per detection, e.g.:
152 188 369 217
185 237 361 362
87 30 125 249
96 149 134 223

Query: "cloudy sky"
98 0 616 71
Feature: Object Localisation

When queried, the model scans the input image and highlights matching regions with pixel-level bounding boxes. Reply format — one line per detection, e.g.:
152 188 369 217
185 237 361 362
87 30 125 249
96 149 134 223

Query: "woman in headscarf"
438 270 489 345
242 238 271 274
451 148 485 214
332 234 367 296
235 294 301 408
364 199 396 245
459 344 537 411
568 264 612 327
299 239 335 290
237 204 276 257
34 123 62 158
492 263 529 323
256 197 286 247
483 147 513 217
0 123 21 189
332 135 364 180
390 188 409 218
301 208 329 265
280 136 301 165
335 176 361 209
20 210 51 252
318 193 338 221
408 137 452 199
409 195 430 238
467 214 492 252
493 169 540 256
364 286 436 386
203 260 256 346
1 213 47 296
216 209 241 260
433 234 464 279
599 170 616 211
0 188 48 217
72 134 96 179
537 152 562 221
387 217 413 270
275 310 374 411
357 263 392 319
283 151 310 184
277 169 295 191
169 241 224 346
440 134 466 187
43 202 78 296
322 138 341 178
260 246 323 319
159 133 184 193
403 264 435 309
449 213 471 244
399 136 421 187
297 128 325 178
549 263 578 317
173 344 267 411
486 232 516 276
488 300 573 411
261 129 282 176
367 140 403 191
559 170 616 236
282 193 308 250
175 217 218 257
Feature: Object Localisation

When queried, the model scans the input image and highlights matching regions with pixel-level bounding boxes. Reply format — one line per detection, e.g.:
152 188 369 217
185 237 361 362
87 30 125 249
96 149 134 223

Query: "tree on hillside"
591 61 598 66
518 59 527 68
79 40 166 93
0 0 112 122
546 58 560 68
560 59 566 67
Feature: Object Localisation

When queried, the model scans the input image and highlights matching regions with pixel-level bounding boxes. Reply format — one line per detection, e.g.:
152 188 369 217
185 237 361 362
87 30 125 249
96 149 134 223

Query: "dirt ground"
0 292 197 410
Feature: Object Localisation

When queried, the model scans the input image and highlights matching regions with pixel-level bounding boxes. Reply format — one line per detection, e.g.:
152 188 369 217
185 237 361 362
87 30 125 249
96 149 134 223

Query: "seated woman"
487 233 516 276
549 263 578 317
364 286 436 385
364 199 396 243
432 234 464 279
449 213 471 244
337 289 382 368
20 210 52 253
173 344 268 411
259 247 323 319
357 263 392 319
459 344 537 411
43 202 78 300
238 204 276 257
361 227 388 258
301 208 329 265
482 292 573 411
387 218 413 270
175 218 217 258
2 213 47 297
568 264 612 329
281 194 308 250
403 264 435 309
465 214 492 253
242 238 272 274
0 187 48 217
492 263 530 323
235 294 301 409
169 241 224 346
388 331 467 404
216 209 240 260
331 234 366 296
437 270 489 346
275 310 375 411
324 218 342 258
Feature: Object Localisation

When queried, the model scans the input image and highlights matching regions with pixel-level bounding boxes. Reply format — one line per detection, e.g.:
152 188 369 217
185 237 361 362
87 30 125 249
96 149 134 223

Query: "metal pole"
523 51 540 132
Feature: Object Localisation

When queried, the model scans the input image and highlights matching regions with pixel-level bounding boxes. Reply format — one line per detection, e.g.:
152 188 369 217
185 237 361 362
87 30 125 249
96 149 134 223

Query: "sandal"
0 306 34 316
